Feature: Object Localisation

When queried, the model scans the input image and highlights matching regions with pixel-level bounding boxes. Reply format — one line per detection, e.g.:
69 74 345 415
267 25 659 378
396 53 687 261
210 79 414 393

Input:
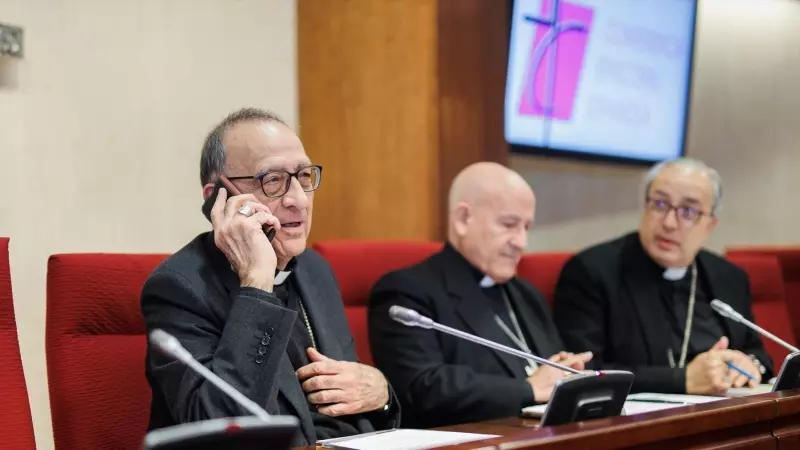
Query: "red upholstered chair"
312 240 443 365
726 253 797 366
46 253 168 450
0 238 36 450
516 252 573 306
727 246 800 346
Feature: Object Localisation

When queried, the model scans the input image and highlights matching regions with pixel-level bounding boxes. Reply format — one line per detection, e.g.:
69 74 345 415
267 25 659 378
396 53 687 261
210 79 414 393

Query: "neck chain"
297 299 317 350
494 288 538 375
668 262 697 369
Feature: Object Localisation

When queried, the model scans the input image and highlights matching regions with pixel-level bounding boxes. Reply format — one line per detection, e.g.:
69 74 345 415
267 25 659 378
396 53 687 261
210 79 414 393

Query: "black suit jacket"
368 244 565 428
141 233 400 446
552 232 773 393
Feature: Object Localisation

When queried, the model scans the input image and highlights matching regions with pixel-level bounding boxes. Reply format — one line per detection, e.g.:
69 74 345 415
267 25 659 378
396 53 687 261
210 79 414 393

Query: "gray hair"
642 157 723 215
199 107 287 185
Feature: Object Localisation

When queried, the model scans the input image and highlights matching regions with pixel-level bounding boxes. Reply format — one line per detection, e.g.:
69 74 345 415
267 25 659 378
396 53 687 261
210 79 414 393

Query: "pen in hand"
725 361 755 381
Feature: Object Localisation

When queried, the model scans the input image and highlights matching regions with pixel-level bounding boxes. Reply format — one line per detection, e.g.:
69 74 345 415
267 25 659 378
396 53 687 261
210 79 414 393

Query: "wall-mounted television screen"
505 0 698 164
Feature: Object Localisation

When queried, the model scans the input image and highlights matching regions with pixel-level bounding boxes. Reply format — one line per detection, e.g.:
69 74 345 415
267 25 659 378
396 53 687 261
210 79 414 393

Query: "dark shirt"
659 269 725 364
458 244 539 379
272 272 363 440
484 285 541 370
634 245 726 366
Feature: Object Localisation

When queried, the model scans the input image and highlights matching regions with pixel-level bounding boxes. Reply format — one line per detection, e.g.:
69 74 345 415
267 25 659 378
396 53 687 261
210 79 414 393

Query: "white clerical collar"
479 275 496 288
662 266 688 281
274 270 292 286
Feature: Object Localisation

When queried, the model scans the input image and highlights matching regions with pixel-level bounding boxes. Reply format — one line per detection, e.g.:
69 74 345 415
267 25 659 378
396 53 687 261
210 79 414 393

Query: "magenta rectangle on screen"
518 0 594 121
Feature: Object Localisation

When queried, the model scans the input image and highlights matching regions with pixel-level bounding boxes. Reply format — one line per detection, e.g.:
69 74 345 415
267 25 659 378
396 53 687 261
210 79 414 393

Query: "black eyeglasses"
645 196 710 227
227 165 323 198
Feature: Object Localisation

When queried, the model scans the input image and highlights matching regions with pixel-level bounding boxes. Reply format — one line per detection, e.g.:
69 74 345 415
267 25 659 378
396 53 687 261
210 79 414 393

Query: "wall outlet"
0 22 23 58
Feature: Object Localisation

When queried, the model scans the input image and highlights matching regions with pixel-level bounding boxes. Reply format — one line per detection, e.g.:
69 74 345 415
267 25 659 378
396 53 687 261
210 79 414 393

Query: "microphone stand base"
142 415 300 450
540 370 635 427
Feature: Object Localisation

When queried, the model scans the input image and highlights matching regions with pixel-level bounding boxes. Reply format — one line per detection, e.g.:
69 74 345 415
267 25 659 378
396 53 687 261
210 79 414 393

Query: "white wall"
0 1 297 448
514 0 800 253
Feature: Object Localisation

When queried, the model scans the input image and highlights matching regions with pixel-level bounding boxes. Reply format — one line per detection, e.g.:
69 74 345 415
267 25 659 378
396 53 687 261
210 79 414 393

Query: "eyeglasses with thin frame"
645 196 711 227
226 165 323 198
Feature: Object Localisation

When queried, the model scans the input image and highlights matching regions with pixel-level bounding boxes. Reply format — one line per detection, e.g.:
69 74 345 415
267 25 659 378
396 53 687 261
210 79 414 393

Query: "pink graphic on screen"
518 0 594 121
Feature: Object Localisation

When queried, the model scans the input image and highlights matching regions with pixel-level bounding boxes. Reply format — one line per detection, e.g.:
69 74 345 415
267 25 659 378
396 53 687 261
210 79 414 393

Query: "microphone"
389 305 582 375
710 299 800 353
149 329 272 421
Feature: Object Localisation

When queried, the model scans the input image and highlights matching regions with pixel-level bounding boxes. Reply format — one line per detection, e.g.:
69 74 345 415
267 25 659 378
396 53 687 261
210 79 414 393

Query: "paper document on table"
522 400 687 418
316 429 499 450
620 400 688 415
725 384 774 397
626 393 723 404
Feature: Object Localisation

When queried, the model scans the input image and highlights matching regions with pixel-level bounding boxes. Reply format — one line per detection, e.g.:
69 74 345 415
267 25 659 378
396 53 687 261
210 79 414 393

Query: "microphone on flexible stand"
710 299 800 353
388 305 635 426
143 329 299 450
710 299 800 392
389 305 582 374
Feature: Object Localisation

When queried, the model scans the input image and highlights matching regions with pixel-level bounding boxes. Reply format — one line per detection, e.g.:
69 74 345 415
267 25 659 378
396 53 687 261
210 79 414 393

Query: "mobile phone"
201 176 276 242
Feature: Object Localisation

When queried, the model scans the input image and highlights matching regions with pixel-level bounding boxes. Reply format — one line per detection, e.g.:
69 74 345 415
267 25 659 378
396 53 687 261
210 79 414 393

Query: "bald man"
368 163 591 428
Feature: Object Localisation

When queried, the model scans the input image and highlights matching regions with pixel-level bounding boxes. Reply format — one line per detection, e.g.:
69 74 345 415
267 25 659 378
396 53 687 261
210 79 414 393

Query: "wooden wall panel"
298 0 440 242
436 0 510 238
298 0 510 242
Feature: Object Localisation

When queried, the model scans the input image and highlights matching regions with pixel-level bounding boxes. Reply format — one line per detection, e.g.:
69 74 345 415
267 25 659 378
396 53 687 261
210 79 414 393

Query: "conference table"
301 389 800 449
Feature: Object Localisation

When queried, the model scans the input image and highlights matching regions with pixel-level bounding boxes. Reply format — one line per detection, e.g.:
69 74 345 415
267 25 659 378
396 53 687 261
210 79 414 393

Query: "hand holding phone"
202 176 276 242
203 176 281 292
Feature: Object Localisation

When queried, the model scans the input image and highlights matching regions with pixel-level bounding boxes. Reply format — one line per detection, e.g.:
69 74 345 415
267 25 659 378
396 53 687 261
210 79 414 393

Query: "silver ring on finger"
237 204 252 217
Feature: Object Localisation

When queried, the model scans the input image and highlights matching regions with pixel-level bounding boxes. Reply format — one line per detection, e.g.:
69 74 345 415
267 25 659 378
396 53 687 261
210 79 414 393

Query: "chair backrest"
516 252 574 306
726 246 800 347
726 253 797 366
46 253 169 450
0 238 36 450
313 240 443 365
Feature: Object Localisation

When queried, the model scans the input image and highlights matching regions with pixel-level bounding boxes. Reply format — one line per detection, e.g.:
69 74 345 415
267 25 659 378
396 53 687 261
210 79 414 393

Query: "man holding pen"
553 158 773 394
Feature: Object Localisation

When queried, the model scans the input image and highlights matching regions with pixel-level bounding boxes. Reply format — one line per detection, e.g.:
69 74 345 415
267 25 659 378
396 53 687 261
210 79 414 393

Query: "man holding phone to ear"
141 108 399 447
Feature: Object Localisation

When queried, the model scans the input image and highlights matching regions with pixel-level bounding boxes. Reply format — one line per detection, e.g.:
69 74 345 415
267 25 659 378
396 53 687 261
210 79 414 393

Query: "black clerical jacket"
141 233 400 447
553 232 774 394
368 244 565 428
